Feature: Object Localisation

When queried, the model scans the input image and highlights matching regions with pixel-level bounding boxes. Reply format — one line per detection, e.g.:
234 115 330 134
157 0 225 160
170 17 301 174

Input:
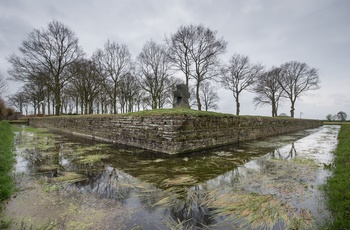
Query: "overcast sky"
1 0 349 119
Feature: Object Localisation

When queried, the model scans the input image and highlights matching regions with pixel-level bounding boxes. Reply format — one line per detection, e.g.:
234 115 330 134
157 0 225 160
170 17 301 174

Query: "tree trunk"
42 99 46 116
84 95 88 114
55 96 60 116
113 85 118 114
84 103 88 114
235 92 240 116
54 79 61 116
185 74 190 94
47 91 50 115
37 102 41 114
196 82 202 111
96 101 100 114
89 100 93 114
19 102 23 114
290 101 295 118
152 96 157 110
52 98 55 115
272 99 277 117
112 98 116 114
75 96 79 114
80 96 84 114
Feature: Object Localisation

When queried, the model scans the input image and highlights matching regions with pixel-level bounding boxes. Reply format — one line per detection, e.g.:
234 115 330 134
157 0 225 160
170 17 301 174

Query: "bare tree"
199 81 219 111
0 97 9 119
166 26 193 91
118 72 141 113
8 20 84 116
22 82 46 115
253 67 284 117
68 58 103 114
60 86 76 114
337 111 347 121
279 61 320 118
167 24 227 110
93 40 132 114
137 40 173 109
8 91 28 114
0 71 7 96
326 114 333 121
221 53 264 115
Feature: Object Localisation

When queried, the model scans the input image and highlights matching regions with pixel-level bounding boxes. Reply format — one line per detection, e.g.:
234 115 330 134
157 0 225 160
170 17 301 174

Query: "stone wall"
29 114 323 154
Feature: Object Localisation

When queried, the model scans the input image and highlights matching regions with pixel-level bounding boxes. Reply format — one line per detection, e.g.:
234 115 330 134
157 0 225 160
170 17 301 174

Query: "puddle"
2 125 339 229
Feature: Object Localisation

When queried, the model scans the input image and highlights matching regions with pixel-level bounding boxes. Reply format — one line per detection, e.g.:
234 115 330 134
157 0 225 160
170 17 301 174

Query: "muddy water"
2 125 339 229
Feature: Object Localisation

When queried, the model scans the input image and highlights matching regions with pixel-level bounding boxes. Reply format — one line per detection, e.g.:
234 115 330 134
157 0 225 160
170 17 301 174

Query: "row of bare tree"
6 20 320 117
326 111 347 121
237 60 320 118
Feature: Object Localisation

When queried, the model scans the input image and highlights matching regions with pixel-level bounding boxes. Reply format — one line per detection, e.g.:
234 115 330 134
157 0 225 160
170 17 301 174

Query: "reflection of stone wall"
29 115 322 154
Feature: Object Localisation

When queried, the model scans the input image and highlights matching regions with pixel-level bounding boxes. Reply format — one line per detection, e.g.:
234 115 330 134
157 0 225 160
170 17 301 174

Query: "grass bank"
36 108 237 118
0 121 15 207
323 121 350 125
324 124 350 229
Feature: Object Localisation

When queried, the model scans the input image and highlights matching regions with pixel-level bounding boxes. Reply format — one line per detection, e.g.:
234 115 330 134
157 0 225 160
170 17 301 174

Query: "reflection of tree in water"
209 168 241 188
271 143 297 160
145 185 214 228
69 166 134 203
252 143 299 177
14 132 42 174
150 170 241 228
66 165 217 227
167 185 213 228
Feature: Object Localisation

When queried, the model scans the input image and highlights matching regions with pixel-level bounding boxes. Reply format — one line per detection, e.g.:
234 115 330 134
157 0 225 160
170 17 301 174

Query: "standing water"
3 125 339 229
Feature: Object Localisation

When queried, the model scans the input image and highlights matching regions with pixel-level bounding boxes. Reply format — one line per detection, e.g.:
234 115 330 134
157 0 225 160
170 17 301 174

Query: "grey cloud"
0 0 349 118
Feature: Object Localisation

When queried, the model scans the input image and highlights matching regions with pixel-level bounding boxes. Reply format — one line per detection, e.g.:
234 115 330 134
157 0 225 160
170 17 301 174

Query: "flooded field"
2 125 339 229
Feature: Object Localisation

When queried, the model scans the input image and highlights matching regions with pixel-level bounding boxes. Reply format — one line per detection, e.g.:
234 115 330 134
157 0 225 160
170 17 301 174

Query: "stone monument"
173 84 190 108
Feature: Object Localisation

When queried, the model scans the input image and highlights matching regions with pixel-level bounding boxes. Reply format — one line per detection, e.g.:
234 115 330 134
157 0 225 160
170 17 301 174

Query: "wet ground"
1 125 340 229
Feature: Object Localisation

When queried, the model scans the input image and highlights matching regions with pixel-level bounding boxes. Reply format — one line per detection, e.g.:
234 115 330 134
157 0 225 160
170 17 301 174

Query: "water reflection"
73 166 134 203
271 142 297 160
12 125 340 229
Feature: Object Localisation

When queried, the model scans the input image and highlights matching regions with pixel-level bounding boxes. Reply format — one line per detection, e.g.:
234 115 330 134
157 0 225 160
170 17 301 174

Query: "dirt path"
2 175 135 230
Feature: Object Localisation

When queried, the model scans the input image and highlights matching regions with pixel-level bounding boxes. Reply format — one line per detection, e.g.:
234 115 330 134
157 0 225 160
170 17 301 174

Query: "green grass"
323 124 350 229
125 108 236 117
323 121 350 125
30 108 301 119
31 108 237 118
0 121 16 208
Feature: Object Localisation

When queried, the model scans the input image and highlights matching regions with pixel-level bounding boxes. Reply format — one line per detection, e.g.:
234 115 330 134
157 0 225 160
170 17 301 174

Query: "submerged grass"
149 183 314 229
202 190 313 229
77 153 110 164
323 124 350 229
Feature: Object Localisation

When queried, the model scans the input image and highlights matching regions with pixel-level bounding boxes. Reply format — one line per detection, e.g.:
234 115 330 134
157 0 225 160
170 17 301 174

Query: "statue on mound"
173 84 190 109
